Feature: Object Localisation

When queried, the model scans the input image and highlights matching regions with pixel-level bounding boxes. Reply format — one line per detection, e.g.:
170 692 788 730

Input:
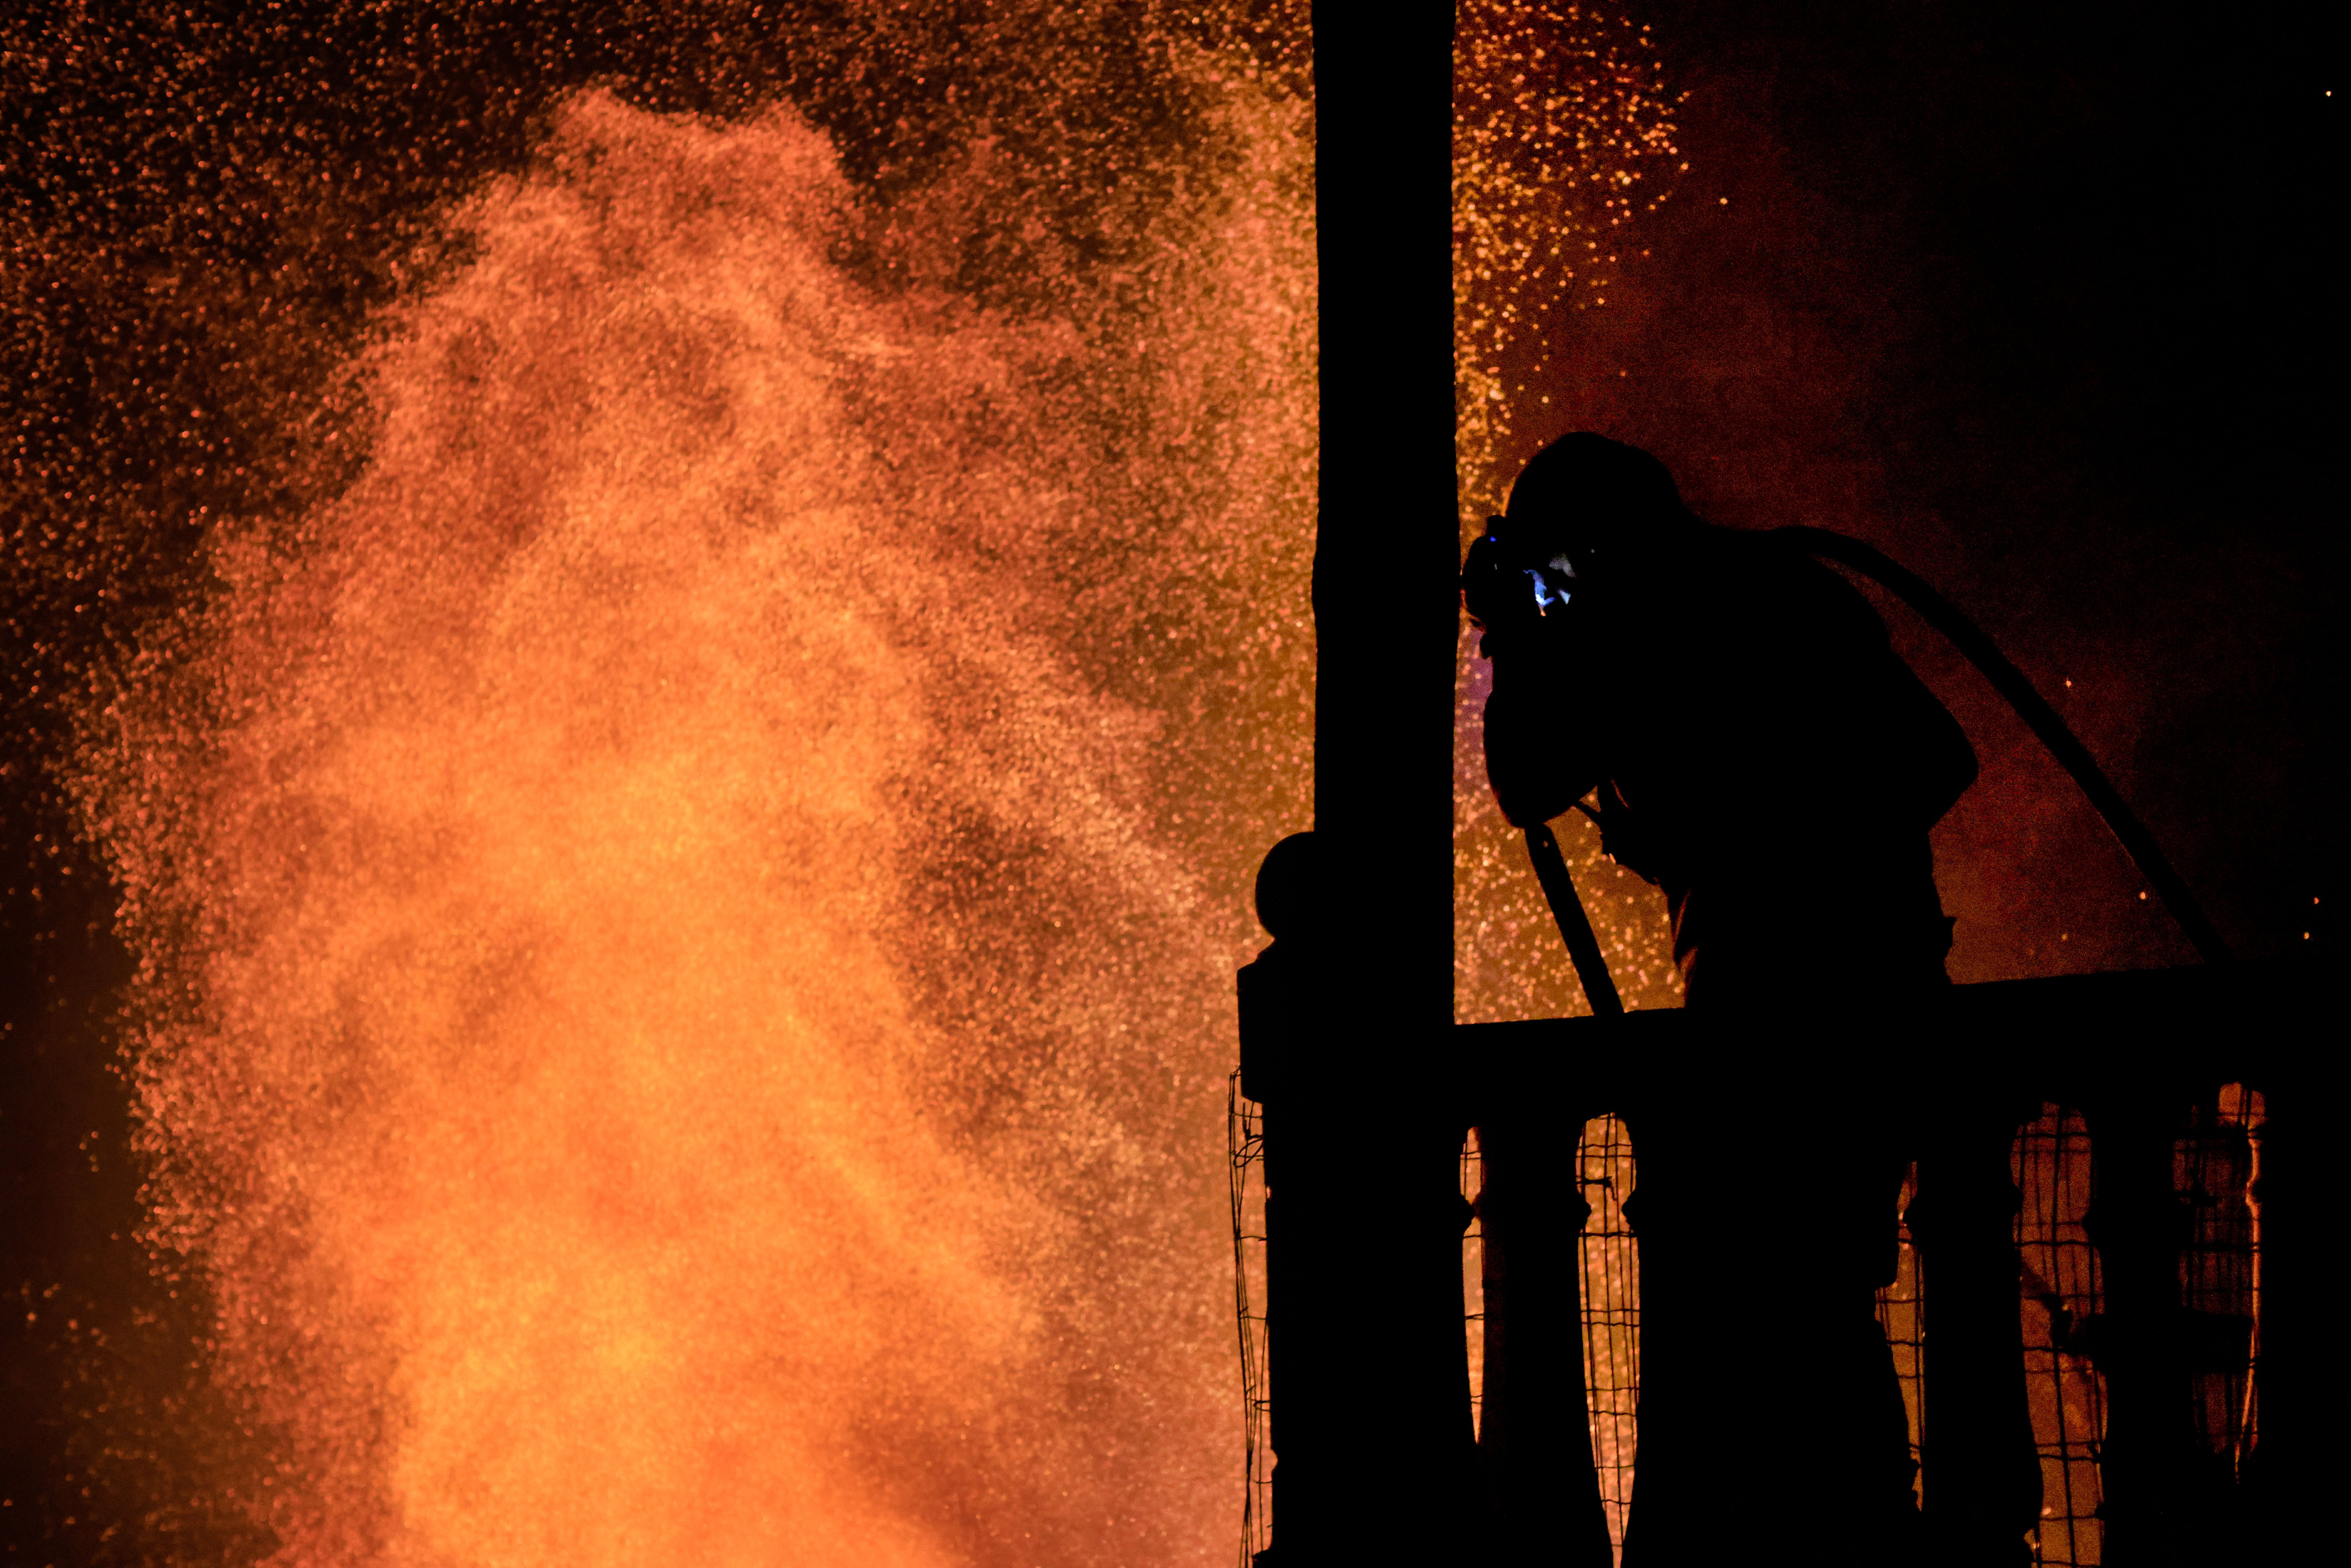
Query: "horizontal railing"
1239 958 2324 1565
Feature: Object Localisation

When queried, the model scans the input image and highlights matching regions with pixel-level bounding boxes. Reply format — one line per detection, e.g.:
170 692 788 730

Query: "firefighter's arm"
1582 783 1670 886
1884 656 1978 829
1482 659 1604 828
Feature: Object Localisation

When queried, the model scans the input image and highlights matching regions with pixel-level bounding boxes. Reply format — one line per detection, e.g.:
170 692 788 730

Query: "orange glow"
1452 2 1688 1033
78 87 1315 1566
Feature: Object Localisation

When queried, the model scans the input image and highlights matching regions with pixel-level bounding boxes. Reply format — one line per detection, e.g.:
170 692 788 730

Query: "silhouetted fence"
1236 962 2313 1565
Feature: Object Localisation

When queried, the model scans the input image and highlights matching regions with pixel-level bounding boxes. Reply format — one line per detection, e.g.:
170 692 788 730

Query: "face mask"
1461 517 1582 637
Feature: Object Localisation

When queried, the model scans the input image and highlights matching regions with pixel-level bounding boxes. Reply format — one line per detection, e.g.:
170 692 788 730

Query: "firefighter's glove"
1580 788 1667 886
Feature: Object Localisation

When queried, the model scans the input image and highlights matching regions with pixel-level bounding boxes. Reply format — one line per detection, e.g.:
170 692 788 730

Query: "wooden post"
1257 5 1464 1564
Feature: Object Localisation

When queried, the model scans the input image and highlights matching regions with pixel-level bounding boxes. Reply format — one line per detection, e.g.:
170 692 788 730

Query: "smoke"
75 86 1315 1566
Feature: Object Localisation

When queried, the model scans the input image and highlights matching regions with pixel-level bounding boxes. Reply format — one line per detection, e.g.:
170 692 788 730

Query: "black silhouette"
1467 433 1978 1013
1466 433 1979 1563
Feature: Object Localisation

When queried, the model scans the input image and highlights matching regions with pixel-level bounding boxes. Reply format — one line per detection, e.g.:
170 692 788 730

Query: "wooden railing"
1238 957 2322 1565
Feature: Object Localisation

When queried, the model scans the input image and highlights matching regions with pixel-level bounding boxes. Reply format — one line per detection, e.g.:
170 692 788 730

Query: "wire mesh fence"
1230 1071 1271 1568
1462 1128 1487 1441
2178 1086 2262 1479
2017 1102 2105 1564
1458 1115 1638 1563
1577 1113 1640 1563
1237 1080 2262 1565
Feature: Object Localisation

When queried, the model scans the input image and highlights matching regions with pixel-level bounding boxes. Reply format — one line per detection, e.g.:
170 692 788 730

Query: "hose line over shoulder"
1773 525 2230 967
1524 822 1626 1017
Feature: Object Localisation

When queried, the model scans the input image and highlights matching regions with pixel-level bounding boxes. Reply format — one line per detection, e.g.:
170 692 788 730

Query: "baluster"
1909 1084 2042 1566
1477 1112 1613 1566
2079 1087 2219 1564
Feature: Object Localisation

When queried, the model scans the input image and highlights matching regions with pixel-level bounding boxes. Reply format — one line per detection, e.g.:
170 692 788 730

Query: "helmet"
1461 434 1688 642
1505 433 1683 548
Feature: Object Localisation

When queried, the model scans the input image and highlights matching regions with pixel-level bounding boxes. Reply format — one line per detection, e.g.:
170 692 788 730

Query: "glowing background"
36 2 1692 1551
78 76 1318 1562
2 3 2331 1562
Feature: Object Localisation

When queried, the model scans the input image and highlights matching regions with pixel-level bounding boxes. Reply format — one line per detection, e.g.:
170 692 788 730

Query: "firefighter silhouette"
1465 433 1977 1562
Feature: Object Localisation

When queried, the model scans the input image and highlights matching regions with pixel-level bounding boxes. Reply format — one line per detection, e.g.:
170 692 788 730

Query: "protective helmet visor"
1461 517 1578 634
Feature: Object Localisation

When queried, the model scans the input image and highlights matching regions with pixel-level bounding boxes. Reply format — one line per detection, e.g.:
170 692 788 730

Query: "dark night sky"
1499 0 2340 984
2 2 2339 1557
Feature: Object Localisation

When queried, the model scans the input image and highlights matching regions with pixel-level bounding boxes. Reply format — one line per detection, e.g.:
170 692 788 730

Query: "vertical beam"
1310 13 1457 810
1263 4 1463 1564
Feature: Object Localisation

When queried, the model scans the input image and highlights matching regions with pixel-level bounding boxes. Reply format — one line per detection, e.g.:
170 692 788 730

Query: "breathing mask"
1460 516 1582 642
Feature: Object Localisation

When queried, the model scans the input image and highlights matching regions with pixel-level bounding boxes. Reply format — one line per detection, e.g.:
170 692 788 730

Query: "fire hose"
1521 525 2231 1006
